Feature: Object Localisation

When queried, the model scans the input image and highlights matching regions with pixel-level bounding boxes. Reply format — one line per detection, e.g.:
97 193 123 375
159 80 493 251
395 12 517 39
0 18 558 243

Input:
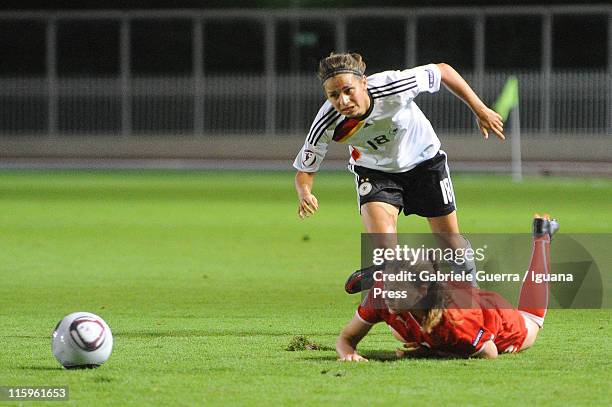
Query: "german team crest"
359 182 372 196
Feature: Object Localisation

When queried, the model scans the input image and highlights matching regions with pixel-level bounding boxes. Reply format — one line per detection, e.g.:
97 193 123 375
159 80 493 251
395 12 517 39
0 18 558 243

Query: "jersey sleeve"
356 289 384 325
377 64 441 103
441 308 495 357
292 102 337 172
411 63 441 95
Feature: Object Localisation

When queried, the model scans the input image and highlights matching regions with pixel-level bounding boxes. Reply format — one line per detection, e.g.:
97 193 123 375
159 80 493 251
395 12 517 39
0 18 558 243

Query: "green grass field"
0 171 610 406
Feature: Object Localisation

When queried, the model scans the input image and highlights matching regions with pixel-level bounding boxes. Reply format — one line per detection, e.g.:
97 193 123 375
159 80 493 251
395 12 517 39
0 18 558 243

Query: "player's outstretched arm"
436 63 505 140
295 171 319 219
336 314 372 362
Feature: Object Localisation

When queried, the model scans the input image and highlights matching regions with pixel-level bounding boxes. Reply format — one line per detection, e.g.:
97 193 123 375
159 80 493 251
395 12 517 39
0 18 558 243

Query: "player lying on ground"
336 215 558 361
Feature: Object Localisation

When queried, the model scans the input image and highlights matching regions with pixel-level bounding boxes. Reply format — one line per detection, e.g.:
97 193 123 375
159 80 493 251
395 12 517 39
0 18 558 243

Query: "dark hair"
317 52 366 83
384 257 449 334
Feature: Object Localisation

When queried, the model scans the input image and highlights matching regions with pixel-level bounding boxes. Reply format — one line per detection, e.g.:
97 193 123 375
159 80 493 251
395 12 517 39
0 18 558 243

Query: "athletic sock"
448 257 477 287
448 236 478 287
518 235 550 327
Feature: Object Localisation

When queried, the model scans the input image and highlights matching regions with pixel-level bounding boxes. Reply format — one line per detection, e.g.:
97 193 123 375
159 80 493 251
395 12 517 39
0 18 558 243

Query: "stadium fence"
0 6 610 171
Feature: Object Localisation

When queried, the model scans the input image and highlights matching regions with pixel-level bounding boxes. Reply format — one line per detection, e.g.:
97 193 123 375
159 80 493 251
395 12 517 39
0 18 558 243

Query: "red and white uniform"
357 281 528 357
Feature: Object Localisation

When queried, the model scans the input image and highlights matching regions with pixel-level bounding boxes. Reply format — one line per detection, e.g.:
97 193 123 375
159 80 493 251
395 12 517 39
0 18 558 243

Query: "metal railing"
0 71 609 136
0 6 610 138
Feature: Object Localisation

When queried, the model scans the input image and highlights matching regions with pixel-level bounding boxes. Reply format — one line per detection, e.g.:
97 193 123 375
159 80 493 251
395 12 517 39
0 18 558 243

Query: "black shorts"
350 151 456 218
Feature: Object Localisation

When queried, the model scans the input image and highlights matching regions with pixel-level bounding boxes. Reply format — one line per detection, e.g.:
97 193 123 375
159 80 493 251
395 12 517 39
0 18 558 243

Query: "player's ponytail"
317 52 366 83
422 282 446 334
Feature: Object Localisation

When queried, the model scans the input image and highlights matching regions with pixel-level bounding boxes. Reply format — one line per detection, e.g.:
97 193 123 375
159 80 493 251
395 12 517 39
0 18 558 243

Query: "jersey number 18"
366 135 390 150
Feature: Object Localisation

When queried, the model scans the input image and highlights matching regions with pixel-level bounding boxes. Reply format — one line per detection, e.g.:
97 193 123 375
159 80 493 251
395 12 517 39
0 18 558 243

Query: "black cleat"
532 214 559 239
345 264 380 294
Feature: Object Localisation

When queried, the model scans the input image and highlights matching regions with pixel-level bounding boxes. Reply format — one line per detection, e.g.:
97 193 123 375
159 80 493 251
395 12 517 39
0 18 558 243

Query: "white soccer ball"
51 312 113 369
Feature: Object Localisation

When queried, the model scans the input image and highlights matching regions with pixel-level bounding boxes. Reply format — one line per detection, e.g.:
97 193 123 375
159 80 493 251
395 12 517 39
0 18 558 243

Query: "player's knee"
361 202 398 234
520 316 541 351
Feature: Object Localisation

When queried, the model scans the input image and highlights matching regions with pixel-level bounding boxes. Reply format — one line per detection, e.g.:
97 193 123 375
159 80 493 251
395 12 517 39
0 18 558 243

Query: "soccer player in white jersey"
293 53 505 293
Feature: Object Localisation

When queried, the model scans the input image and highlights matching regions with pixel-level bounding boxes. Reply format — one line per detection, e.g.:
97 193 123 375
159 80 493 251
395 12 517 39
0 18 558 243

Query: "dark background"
0 0 609 9
0 1 608 76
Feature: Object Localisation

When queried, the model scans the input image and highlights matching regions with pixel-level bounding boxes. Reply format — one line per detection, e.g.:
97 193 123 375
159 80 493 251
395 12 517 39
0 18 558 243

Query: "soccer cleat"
345 264 380 294
532 214 559 239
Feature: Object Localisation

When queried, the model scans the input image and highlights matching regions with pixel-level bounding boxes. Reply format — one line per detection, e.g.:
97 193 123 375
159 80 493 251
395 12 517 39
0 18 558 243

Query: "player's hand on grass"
475 106 505 140
396 342 420 358
338 353 368 362
298 193 319 219
396 342 433 358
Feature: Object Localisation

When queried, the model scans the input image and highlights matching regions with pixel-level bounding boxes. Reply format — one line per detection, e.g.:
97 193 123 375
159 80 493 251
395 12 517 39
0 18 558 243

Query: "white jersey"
293 64 442 173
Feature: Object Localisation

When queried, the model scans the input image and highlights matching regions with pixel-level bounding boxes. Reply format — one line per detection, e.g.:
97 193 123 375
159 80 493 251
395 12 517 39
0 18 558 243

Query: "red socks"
518 235 550 327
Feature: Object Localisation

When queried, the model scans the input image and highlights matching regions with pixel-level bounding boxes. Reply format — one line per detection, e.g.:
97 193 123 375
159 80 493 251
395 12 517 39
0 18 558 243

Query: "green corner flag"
494 76 519 121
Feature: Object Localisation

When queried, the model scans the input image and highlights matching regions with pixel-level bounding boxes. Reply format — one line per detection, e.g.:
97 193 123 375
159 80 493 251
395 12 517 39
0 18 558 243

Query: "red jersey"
357 281 528 356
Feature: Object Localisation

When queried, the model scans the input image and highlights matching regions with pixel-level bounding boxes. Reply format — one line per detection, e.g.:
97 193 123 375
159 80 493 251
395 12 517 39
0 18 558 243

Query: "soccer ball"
51 312 113 369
